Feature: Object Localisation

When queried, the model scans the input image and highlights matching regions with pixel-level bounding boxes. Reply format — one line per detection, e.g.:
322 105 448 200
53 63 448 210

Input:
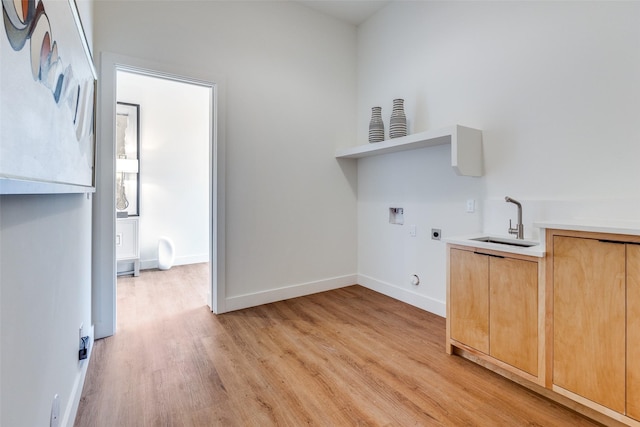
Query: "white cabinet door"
116 217 139 260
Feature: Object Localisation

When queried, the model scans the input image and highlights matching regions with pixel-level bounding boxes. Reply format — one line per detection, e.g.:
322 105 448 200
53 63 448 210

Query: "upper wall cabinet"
335 125 483 177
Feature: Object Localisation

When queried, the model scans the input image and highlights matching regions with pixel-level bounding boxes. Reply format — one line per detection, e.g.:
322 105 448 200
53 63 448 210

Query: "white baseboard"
140 253 209 270
139 259 157 270
224 274 358 312
62 325 94 427
357 274 446 317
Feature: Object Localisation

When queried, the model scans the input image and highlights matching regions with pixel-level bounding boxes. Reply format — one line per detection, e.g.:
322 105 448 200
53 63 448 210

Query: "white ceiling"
297 1 391 25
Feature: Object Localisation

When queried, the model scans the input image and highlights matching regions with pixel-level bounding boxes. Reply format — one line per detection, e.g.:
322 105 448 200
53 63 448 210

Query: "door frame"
92 52 226 339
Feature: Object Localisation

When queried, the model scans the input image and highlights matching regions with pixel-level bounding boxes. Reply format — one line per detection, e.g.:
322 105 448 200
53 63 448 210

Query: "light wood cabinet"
548 230 640 424
448 229 640 426
552 235 626 413
627 244 640 421
489 256 538 376
447 246 540 381
449 248 489 354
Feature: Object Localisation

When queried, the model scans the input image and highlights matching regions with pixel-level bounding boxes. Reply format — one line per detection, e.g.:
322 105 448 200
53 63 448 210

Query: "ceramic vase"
368 106 384 143
389 99 407 139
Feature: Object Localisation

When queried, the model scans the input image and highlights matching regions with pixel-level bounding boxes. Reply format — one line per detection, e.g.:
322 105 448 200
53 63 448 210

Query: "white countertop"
444 234 546 258
534 219 640 236
446 220 640 257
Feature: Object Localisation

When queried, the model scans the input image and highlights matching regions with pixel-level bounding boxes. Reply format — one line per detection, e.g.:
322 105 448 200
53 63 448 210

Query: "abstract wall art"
0 0 97 194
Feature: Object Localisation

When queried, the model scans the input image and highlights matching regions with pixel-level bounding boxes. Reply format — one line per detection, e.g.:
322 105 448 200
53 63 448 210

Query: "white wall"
117 71 210 269
94 1 358 309
357 1 640 315
0 194 94 427
0 1 96 425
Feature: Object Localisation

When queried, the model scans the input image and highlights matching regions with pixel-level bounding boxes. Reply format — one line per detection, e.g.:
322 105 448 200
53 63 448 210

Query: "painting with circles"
0 0 97 194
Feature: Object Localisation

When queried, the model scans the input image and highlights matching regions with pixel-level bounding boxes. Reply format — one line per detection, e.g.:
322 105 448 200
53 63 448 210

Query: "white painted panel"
115 217 139 260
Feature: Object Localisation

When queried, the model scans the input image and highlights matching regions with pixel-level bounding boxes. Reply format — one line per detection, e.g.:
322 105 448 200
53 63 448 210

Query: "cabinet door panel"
116 218 139 260
553 236 625 413
450 249 489 353
490 257 538 375
628 244 640 420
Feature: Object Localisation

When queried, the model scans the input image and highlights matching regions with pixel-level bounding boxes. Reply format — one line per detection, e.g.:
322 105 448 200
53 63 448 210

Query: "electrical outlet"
50 394 60 427
79 339 89 360
409 225 417 237
79 323 89 361
466 199 475 213
431 228 442 240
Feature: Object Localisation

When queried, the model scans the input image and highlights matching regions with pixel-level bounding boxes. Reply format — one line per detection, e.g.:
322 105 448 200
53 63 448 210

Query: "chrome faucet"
505 196 524 239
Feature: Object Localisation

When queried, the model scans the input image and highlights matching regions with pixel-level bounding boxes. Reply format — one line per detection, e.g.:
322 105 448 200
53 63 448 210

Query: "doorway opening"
115 70 210 279
93 53 225 339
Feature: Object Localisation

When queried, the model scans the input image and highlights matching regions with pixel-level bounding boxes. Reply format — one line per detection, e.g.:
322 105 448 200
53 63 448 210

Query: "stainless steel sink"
470 236 539 248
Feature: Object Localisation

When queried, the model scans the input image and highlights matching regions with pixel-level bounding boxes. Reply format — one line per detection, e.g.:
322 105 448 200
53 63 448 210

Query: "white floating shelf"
335 124 483 177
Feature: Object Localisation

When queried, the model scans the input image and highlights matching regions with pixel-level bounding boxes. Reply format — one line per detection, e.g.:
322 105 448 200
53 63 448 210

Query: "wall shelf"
335 124 483 177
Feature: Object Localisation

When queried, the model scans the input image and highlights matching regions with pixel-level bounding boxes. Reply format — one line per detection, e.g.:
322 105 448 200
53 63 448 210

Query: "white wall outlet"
466 199 475 213
50 394 60 427
79 323 84 342
409 225 417 237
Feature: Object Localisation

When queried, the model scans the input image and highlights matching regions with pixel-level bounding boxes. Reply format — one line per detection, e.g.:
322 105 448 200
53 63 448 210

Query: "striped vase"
368 106 384 143
389 99 407 139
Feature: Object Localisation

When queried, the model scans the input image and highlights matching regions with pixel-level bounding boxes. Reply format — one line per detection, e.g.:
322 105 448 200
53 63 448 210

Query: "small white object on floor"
158 236 175 270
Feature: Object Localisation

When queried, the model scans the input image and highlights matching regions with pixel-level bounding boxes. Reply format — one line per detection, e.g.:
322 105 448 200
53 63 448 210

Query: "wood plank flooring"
75 264 600 426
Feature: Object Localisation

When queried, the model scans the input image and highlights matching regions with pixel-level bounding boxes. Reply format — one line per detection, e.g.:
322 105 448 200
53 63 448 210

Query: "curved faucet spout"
505 196 524 239
505 196 520 206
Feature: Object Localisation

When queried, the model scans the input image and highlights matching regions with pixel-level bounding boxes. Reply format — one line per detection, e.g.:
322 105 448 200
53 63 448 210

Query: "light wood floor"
75 264 600 426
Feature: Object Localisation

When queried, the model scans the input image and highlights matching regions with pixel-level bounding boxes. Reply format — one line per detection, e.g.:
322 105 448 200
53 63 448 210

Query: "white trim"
92 52 117 339
139 254 209 270
68 0 96 79
224 275 358 312
0 177 96 194
357 274 446 317
93 52 225 338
